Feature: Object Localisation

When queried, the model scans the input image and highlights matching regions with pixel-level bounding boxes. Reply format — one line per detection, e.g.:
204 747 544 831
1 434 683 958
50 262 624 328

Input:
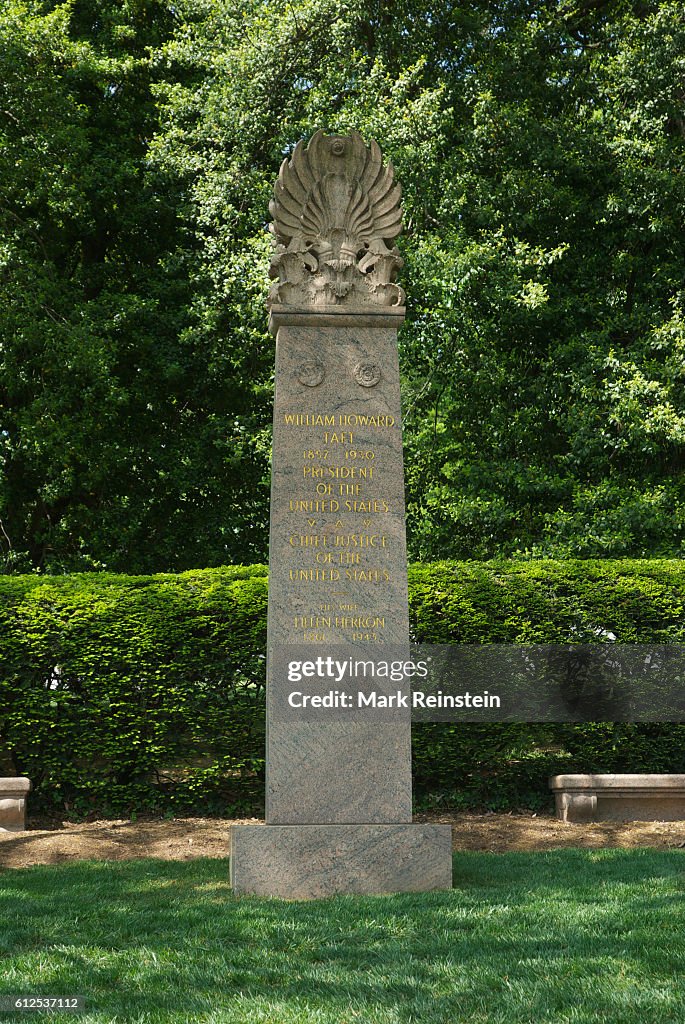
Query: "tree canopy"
1 0 684 572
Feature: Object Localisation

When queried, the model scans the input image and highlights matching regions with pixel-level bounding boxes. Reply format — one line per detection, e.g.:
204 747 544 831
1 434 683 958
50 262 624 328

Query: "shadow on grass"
0 850 684 1023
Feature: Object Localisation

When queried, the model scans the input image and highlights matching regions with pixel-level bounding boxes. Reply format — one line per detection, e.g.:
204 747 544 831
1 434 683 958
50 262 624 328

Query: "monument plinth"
230 131 452 898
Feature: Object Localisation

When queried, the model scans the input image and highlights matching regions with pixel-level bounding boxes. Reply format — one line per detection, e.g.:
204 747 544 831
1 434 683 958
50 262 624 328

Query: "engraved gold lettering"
343 499 390 513
315 551 361 564
344 568 391 582
302 466 373 479
332 534 387 547
289 568 341 581
295 616 332 628
284 414 335 426
323 431 354 444
289 500 340 512
335 616 386 628
337 414 395 428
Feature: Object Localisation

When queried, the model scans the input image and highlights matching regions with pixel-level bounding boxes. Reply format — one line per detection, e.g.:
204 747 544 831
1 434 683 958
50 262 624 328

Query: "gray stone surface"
266 316 412 825
550 773 685 822
230 131 453 897
231 823 453 899
268 130 405 310
0 777 31 832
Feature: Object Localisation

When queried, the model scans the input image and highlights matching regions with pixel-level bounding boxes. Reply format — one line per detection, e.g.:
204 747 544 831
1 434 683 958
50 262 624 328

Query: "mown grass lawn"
0 849 683 1024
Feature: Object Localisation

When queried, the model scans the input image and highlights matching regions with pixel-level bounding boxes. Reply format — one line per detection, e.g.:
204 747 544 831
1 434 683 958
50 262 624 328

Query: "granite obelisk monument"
231 131 452 898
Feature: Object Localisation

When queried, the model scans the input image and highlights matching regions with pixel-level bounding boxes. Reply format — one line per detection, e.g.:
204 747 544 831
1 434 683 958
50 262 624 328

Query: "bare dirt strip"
2 812 685 869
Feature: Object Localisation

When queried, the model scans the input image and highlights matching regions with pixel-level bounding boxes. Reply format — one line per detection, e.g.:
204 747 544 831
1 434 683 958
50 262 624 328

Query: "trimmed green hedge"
2 560 685 817
409 560 685 810
0 566 269 816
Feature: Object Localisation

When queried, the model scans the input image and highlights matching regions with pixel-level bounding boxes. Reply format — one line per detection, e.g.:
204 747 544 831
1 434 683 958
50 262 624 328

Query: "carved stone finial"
268 130 405 310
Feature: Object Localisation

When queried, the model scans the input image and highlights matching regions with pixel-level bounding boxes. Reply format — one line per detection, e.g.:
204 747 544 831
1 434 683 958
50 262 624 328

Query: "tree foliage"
1 0 684 570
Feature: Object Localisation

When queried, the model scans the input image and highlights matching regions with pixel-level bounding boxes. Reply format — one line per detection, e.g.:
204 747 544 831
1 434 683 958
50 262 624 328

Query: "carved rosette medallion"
297 360 325 387
353 362 382 387
268 130 405 309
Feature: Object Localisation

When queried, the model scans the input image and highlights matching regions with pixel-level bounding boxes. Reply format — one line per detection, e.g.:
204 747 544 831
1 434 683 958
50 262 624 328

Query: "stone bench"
0 778 31 832
550 774 685 823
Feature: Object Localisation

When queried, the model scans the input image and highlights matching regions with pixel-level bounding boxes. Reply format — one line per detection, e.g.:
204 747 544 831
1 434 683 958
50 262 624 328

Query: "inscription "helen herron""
295 616 386 628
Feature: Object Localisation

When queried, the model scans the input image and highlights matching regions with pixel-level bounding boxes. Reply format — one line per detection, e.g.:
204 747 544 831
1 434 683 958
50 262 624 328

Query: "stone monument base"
231 823 453 899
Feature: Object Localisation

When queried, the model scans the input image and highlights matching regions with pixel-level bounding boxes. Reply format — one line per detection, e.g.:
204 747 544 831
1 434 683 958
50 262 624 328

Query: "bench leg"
0 796 27 832
556 792 597 823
